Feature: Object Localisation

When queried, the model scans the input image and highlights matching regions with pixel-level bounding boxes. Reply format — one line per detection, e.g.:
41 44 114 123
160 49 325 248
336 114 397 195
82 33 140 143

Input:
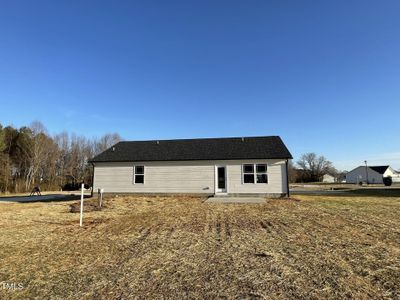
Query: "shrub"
383 176 392 186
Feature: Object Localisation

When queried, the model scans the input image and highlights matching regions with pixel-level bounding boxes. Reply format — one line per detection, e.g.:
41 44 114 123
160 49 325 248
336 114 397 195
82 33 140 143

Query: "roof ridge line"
118 135 280 143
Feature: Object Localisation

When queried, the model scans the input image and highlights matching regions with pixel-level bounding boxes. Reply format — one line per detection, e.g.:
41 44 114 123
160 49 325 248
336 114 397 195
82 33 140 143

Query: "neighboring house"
90 136 292 197
345 165 399 184
392 170 400 183
322 174 335 183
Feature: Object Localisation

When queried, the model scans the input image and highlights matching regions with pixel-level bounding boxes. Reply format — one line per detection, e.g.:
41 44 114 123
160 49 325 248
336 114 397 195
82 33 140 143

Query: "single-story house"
322 174 336 183
90 136 292 197
345 165 399 184
394 171 400 183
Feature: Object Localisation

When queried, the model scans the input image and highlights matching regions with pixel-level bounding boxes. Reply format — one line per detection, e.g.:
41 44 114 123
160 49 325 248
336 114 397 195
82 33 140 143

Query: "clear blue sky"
1 1 399 170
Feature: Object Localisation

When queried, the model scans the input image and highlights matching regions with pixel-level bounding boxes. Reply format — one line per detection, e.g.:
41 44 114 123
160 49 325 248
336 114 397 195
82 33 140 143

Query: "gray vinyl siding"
346 166 383 184
93 159 288 194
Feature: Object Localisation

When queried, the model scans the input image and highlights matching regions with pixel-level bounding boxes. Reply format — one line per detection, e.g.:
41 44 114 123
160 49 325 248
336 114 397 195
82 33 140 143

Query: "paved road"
290 189 349 196
0 193 91 203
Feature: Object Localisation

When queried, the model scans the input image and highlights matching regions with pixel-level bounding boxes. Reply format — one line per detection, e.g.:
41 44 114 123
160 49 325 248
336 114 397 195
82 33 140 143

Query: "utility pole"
364 160 369 185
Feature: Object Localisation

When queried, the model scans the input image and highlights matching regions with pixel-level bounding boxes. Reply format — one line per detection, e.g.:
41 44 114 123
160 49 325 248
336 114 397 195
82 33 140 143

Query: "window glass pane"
244 174 255 183
257 174 268 183
256 164 267 173
243 164 254 173
135 174 144 183
135 166 144 174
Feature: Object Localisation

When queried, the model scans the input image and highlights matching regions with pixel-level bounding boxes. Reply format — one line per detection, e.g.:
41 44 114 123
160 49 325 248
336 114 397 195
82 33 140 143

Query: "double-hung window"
243 164 255 183
256 164 268 183
242 164 268 184
133 166 144 184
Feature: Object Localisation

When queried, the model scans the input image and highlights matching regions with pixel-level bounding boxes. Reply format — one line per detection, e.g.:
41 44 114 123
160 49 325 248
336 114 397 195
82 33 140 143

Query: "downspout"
90 162 95 198
286 159 290 198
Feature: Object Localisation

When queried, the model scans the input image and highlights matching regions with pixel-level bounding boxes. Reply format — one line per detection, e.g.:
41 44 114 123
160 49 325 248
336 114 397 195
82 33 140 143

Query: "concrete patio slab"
205 197 266 204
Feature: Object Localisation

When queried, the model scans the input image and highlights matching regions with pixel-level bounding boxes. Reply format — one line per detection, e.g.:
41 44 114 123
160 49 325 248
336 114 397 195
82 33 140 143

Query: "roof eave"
90 156 293 163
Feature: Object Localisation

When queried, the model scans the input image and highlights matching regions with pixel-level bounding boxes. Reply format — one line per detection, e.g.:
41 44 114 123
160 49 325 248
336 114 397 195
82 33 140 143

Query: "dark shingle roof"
90 136 292 163
369 166 389 174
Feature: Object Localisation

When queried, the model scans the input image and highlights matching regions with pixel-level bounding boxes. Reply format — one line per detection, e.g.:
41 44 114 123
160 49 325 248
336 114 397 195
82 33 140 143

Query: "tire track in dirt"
259 219 289 236
203 210 211 235
215 214 222 243
120 223 162 257
94 223 164 294
224 214 232 239
260 220 273 233
216 213 234 243
203 211 232 243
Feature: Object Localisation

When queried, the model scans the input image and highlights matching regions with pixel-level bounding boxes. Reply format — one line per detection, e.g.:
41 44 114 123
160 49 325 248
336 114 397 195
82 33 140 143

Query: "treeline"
0 121 121 193
288 152 344 183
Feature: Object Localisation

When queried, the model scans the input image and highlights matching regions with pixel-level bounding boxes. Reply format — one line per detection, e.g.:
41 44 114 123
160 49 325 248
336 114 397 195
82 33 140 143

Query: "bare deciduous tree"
25 121 57 190
0 120 122 193
297 152 336 182
287 160 298 183
94 133 122 154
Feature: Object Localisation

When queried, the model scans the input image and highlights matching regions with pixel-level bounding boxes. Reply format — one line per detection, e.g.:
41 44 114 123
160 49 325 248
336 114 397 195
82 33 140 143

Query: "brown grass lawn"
0 194 399 299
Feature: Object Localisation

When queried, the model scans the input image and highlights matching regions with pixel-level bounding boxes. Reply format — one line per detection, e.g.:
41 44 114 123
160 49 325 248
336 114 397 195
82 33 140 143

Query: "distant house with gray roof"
346 165 399 184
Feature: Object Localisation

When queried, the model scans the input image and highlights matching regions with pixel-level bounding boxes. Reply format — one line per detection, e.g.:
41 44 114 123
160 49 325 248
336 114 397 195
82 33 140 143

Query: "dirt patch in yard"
0 195 399 299
69 199 103 213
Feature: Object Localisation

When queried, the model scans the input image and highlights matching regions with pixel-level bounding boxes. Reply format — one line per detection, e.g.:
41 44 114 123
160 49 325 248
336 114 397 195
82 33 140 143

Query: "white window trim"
242 163 268 184
133 165 145 184
242 164 255 184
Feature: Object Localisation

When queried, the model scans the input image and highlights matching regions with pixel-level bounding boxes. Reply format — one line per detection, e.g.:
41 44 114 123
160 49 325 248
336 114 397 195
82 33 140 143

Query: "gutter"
90 162 95 198
286 159 290 198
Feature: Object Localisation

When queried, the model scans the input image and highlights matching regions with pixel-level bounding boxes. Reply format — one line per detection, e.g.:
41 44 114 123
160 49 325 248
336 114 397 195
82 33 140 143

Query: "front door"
216 166 227 193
